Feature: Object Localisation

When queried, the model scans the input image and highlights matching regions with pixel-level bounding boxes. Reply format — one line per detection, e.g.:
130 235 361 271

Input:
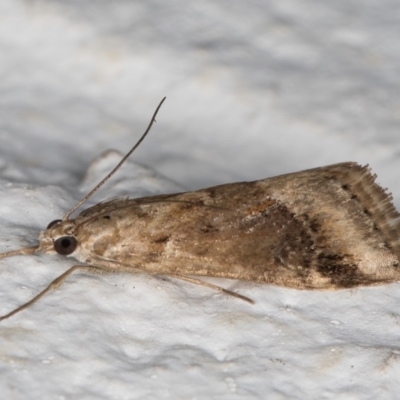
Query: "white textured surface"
1 1 400 399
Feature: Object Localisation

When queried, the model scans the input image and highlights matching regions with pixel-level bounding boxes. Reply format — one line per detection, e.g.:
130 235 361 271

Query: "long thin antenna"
63 97 166 220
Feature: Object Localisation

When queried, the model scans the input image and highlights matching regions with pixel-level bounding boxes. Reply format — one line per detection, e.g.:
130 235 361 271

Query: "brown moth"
1 97 400 321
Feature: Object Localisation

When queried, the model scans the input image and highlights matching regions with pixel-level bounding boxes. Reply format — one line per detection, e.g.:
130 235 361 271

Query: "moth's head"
39 219 78 257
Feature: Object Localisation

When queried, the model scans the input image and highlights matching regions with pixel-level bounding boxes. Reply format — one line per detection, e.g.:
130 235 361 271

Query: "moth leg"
0 264 89 322
169 274 254 304
0 245 39 259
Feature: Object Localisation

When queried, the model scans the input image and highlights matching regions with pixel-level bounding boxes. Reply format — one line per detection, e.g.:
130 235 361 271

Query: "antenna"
63 97 166 220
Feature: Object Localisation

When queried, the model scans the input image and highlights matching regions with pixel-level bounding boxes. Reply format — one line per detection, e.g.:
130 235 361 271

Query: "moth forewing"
58 162 400 290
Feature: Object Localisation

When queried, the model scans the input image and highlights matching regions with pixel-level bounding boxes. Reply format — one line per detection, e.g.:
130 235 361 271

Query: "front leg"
0 264 101 321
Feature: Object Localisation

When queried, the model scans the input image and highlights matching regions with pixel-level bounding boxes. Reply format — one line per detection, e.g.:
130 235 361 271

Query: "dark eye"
47 219 62 229
54 236 77 255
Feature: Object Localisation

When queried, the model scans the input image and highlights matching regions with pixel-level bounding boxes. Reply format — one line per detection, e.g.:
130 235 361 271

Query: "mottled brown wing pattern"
74 162 400 290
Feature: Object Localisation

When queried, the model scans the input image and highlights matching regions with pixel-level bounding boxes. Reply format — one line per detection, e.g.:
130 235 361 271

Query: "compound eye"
54 236 77 255
47 219 62 229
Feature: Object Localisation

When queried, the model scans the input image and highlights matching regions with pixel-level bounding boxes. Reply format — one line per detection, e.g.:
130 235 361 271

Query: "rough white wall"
1 1 400 399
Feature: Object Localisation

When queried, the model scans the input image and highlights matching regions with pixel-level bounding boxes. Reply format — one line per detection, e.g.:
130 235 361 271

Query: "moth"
1 97 400 321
